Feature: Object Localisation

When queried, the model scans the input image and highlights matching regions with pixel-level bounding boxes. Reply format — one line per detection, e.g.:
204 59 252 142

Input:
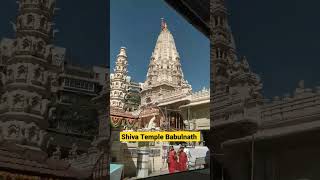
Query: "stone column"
136 146 150 178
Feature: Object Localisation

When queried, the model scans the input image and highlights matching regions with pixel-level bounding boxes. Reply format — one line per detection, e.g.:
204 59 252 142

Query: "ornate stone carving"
140 19 192 107
8 124 19 139
13 94 24 109
26 14 35 27
33 67 41 80
17 65 27 79
37 41 45 53
28 126 37 142
31 96 40 111
52 146 61 160
40 98 50 115
51 47 65 66
68 143 78 159
7 69 13 81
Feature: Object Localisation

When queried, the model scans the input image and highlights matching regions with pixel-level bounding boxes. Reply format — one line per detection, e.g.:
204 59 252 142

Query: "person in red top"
168 146 177 173
178 147 188 171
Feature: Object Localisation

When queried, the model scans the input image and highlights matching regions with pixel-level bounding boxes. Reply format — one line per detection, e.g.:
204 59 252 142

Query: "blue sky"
0 0 108 67
1 0 319 98
227 0 320 98
111 0 320 98
110 0 210 92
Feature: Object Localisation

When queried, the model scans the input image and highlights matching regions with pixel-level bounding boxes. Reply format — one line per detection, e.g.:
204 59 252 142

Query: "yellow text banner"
120 131 201 142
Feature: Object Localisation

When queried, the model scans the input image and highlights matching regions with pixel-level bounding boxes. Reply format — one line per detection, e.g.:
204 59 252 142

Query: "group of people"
167 145 190 173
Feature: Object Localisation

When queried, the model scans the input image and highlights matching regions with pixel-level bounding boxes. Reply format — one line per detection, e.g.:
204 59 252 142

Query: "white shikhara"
141 19 192 107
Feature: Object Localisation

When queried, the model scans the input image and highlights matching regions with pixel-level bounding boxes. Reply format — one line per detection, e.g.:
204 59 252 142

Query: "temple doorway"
166 110 184 131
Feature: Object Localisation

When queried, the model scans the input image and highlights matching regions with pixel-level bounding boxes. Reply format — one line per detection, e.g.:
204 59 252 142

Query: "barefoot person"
168 146 177 173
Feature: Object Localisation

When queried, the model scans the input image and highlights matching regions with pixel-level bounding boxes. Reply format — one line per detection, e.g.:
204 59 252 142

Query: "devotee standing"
178 147 188 171
168 146 177 173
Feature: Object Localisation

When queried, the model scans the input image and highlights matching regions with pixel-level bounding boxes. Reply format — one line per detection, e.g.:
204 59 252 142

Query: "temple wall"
273 146 320 180
110 140 166 177
250 145 320 180
261 88 320 127
68 152 100 170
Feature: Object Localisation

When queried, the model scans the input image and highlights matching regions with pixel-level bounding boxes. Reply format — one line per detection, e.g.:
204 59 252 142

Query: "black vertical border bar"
106 0 111 179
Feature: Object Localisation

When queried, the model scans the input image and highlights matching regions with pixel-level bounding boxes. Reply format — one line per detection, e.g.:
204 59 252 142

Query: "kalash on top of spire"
140 18 192 107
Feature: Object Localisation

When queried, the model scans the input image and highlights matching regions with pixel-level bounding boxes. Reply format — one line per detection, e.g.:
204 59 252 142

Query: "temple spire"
210 0 237 92
110 47 129 110
141 19 191 106
210 0 262 98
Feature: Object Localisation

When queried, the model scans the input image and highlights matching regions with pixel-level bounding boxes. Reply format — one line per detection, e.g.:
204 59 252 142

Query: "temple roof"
110 107 139 118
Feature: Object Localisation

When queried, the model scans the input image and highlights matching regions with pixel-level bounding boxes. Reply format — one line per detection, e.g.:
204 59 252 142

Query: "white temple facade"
110 19 210 178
